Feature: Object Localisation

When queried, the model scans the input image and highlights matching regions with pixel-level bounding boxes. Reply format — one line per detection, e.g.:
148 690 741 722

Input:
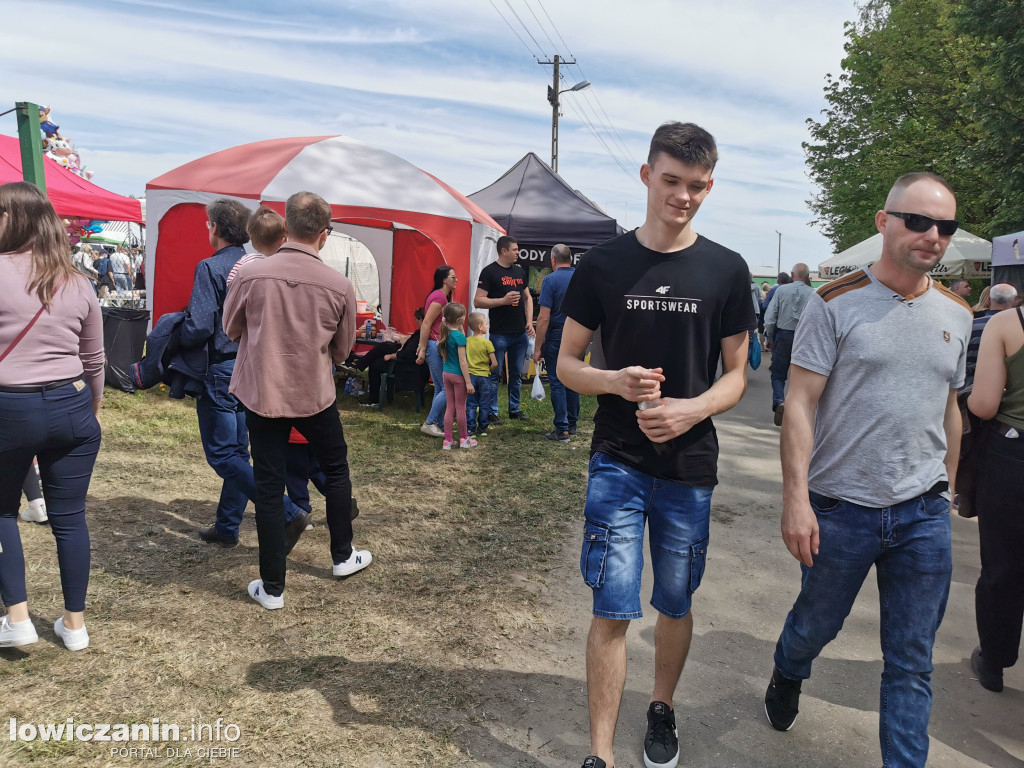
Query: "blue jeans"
114 274 132 293
0 382 100 612
195 360 302 539
580 452 712 620
543 328 579 433
774 490 952 768
466 374 493 434
424 339 446 426
769 328 794 408
489 332 529 418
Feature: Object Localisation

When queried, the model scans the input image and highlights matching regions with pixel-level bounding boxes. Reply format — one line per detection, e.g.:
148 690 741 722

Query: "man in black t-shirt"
475 235 534 422
559 123 756 768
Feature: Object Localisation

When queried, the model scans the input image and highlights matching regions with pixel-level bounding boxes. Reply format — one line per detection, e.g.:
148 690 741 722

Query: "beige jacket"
223 241 356 418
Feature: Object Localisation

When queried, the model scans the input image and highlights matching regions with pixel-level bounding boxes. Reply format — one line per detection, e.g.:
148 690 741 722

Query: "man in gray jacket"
763 263 815 425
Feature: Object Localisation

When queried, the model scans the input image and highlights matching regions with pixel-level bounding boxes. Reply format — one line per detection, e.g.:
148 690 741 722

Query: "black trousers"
246 403 354 596
975 430 1024 669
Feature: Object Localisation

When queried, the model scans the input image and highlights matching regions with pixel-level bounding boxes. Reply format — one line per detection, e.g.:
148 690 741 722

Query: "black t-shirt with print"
477 261 528 334
561 230 757 486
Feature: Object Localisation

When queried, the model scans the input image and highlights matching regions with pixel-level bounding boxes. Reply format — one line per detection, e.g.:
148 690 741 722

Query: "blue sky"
1 0 860 271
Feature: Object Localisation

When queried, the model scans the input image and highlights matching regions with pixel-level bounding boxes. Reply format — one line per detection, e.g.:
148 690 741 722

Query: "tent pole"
15 102 45 191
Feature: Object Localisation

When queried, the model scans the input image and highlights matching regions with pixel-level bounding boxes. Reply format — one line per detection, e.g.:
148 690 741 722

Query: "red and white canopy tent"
0 134 143 222
145 135 503 332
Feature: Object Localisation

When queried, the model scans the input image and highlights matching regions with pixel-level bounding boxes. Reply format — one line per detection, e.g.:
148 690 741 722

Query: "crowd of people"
0 119 1020 768
70 241 145 300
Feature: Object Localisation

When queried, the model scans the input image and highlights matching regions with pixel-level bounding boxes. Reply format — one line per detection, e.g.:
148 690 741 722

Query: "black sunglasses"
886 211 959 237
324 225 334 235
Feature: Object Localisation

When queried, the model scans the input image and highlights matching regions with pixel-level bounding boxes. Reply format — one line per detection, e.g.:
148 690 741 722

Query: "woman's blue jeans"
424 339 446 426
773 490 952 768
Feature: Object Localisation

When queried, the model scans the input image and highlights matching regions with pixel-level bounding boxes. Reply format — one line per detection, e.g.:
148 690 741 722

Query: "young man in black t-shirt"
559 123 756 768
474 235 535 422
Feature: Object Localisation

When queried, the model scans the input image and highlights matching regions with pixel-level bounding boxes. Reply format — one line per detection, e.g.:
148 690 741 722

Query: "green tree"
957 0 1024 235
805 0 990 251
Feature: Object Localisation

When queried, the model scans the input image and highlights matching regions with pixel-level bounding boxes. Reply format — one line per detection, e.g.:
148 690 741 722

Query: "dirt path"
469 365 1024 768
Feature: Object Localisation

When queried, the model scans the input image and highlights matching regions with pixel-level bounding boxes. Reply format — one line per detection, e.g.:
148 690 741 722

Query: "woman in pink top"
0 182 103 652
415 265 457 437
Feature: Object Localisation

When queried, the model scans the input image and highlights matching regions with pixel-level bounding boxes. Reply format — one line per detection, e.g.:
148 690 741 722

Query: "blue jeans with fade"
773 490 952 768
489 331 529 418
195 360 303 539
580 452 712 620
543 328 579 433
424 339 447 426
466 373 493 434
769 328 794 409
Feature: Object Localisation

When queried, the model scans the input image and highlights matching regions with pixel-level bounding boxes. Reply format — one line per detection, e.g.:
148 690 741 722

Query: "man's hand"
415 349 425 365
504 291 519 306
613 366 664 402
532 347 542 365
636 396 707 442
781 497 819 567
526 321 535 338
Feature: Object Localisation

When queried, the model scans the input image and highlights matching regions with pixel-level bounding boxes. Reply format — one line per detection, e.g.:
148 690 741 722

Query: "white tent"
819 229 992 280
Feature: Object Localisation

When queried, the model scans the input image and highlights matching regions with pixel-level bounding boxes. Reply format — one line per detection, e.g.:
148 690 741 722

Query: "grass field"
1 383 595 767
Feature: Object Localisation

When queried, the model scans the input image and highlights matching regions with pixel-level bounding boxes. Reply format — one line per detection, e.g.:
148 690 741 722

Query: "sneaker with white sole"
420 422 444 437
460 437 478 448
247 579 284 610
333 549 372 577
643 701 679 768
442 440 454 450
0 615 38 647
53 617 89 651
20 500 48 524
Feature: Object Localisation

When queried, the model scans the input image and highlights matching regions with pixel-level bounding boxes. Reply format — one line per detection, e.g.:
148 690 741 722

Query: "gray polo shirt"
793 267 972 507
764 280 815 340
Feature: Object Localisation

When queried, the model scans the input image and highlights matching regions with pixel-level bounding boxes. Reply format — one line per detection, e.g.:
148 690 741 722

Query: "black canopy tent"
468 152 622 275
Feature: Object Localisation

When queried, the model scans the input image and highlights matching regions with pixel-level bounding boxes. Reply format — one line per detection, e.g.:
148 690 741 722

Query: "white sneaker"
247 579 284 610
460 437 478 448
333 549 372 577
0 615 38 647
442 440 454 450
54 617 89 651
420 422 444 437
20 500 47 523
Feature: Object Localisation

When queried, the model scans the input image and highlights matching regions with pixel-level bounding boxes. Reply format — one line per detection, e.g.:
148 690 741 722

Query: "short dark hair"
206 199 251 245
647 122 718 171
949 278 969 290
777 272 792 284
496 235 517 255
285 191 331 240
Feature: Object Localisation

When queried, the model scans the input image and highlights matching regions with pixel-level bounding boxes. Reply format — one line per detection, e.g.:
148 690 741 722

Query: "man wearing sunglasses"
764 172 972 767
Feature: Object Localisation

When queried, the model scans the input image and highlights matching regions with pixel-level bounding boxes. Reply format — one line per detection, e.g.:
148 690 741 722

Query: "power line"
536 0 574 56
487 0 540 60
502 0 547 57
558 71 638 180
562 97 639 185
522 0 560 56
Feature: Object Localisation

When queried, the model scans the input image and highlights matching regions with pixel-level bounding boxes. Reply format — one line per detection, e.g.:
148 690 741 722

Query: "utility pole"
15 102 45 191
775 230 782 275
540 55 588 173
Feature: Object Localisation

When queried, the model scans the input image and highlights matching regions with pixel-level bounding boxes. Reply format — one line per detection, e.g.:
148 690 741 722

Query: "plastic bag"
531 371 545 401
748 334 762 370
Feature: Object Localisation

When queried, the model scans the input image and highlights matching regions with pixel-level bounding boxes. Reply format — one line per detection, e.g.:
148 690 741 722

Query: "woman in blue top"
438 302 476 449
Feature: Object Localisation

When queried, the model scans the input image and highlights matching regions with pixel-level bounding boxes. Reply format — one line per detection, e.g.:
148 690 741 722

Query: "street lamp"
775 230 782 275
545 54 590 173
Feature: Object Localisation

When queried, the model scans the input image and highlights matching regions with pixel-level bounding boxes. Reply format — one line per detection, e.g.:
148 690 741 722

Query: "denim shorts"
580 452 713 620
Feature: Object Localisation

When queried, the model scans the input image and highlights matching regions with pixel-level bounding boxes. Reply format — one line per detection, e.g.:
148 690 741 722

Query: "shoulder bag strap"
1016 306 1024 333
0 278 66 365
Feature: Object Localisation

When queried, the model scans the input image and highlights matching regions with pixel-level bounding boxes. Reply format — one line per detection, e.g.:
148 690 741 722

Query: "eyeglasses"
324 225 334 235
886 211 958 237
205 220 214 230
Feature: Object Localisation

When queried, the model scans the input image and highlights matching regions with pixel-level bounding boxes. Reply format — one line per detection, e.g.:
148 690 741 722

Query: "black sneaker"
508 411 529 420
971 646 1003 692
489 415 503 426
581 758 606 768
773 402 785 427
198 525 238 548
284 511 313 555
643 701 678 768
568 425 578 436
764 666 802 731
544 430 570 442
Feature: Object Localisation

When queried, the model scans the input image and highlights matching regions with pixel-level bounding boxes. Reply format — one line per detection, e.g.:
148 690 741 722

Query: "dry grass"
1 385 593 767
